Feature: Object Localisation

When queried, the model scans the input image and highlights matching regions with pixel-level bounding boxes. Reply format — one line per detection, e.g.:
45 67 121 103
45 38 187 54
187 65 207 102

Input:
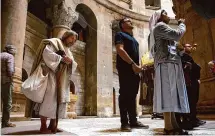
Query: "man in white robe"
25 30 78 134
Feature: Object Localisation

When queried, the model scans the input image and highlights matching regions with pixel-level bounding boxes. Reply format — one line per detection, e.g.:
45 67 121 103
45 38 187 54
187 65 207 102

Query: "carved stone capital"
52 1 79 28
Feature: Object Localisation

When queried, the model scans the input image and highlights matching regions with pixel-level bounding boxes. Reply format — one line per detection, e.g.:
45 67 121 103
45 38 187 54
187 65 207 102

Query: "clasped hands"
132 63 147 74
62 56 73 65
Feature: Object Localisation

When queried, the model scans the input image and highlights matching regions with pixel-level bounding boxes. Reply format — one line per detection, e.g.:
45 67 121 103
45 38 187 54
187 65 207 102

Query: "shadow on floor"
4 130 42 135
3 130 77 135
152 128 164 135
1 125 77 135
97 128 121 133
98 127 165 135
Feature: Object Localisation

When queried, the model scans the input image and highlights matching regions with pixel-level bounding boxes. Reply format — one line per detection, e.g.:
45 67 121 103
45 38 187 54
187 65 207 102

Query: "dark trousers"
1 82 13 125
190 81 200 121
176 83 199 123
118 69 140 125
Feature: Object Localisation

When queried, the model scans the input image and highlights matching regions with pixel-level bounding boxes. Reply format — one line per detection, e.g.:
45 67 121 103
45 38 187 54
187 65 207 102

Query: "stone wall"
67 0 176 116
11 12 48 113
6 0 176 116
23 13 48 75
71 41 86 115
172 0 215 113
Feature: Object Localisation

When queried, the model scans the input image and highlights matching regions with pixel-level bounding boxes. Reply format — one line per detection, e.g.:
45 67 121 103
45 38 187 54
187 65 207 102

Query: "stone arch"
75 3 98 116
70 57 86 115
70 80 76 94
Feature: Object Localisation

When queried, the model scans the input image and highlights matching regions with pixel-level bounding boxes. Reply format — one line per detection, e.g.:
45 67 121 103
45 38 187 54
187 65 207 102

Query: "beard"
65 42 74 47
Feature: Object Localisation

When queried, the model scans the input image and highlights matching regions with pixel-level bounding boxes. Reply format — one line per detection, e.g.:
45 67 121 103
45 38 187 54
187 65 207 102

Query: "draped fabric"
25 38 77 118
152 22 190 113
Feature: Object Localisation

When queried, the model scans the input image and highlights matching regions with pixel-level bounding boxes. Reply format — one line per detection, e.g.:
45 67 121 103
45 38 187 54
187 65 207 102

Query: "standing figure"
149 10 190 135
25 30 78 134
1 45 17 128
176 43 206 129
115 18 149 132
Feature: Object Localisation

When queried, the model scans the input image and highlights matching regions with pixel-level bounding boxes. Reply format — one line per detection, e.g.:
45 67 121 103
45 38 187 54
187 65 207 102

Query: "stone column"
1 0 28 92
50 1 79 38
49 1 79 118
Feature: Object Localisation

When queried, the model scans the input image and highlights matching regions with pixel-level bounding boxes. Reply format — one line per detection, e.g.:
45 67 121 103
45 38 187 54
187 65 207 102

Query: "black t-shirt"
181 52 201 80
115 32 139 71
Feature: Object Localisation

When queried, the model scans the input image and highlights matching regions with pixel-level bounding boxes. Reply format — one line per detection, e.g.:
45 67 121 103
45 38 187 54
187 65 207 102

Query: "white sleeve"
42 44 62 72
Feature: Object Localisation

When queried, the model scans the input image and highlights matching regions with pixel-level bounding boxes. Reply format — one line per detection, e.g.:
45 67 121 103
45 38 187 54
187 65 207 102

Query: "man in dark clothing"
115 18 149 132
1 45 16 128
176 43 206 129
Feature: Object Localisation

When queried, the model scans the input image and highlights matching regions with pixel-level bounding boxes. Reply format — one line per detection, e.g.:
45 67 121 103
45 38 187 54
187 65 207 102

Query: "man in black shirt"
115 18 149 131
176 43 206 129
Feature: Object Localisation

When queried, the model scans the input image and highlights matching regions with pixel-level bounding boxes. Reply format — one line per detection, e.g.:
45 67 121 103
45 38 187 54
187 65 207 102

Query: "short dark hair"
4 44 16 54
119 18 130 30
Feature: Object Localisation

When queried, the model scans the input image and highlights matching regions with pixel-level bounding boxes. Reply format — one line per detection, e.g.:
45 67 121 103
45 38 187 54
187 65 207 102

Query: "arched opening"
71 14 87 42
70 81 76 94
73 3 97 116
28 0 51 25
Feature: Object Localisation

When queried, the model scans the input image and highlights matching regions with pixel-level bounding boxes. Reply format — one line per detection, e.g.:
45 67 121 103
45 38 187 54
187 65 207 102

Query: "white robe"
35 44 77 119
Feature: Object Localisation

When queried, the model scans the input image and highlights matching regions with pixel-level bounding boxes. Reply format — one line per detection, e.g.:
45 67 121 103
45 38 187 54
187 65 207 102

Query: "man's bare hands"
132 63 142 74
141 65 148 71
62 56 72 65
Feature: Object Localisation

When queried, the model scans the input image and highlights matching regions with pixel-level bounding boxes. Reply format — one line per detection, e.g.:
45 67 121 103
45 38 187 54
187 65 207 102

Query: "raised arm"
154 22 186 41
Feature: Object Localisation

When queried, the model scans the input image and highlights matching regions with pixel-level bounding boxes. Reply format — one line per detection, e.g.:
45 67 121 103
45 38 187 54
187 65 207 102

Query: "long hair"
61 30 78 43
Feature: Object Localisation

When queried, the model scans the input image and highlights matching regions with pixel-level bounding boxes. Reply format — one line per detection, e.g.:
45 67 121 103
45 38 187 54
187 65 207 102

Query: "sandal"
164 128 189 135
48 126 63 133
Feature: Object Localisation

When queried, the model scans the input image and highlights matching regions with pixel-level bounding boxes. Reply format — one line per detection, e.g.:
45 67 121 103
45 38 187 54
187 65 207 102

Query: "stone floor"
1 117 215 135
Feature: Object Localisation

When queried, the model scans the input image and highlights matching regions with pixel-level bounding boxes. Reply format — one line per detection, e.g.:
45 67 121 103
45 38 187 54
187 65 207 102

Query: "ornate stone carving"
52 1 79 28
